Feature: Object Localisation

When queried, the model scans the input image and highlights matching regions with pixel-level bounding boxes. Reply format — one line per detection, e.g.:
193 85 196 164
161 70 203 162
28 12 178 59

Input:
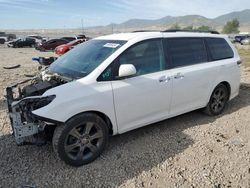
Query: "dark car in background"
60 37 76 42
36 38 69 51
76 34 91 41
7 38 36 48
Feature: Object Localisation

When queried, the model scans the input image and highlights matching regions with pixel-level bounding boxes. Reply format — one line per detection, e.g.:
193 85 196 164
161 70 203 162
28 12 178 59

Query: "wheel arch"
64 111 115 136
207 81 231 104
220 81 231 100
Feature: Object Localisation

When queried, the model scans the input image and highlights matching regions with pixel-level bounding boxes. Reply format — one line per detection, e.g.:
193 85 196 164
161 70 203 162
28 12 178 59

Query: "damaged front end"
6 70 69 145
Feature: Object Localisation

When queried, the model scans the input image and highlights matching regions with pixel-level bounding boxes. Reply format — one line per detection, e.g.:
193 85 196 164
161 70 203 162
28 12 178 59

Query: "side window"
98 39 165 82
205 38 234 61
165 38 208 68
117 39 165 76
99 66 113 81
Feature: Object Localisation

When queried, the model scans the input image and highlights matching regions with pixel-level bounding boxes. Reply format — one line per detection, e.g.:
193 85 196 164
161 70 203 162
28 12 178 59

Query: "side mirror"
118 64 136 78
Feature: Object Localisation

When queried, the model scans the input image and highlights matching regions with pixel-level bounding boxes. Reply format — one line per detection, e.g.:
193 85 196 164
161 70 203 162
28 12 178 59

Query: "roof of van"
96 31 226 41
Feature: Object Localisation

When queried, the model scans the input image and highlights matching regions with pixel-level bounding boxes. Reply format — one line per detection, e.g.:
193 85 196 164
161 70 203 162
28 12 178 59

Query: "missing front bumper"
9 111 41 145
6 87 47 145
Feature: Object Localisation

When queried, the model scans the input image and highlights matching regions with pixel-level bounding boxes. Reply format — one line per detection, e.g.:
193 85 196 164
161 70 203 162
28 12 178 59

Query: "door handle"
174 73 184 79
159 76 171 83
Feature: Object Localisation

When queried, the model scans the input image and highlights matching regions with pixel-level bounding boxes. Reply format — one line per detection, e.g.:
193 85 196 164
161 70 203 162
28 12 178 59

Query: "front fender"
32 80 118 134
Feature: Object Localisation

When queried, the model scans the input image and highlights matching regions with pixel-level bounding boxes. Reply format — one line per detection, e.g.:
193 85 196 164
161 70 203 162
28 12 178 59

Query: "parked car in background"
55 39 85 56
235 35 249 44
0 37 8 44
0 32 16 42
241 37 250 45
76 34 86 39
6 31 241 166
60 37 76 42
7 37 36 48
76 34 91 41
36 39 69 51
27 35 48 43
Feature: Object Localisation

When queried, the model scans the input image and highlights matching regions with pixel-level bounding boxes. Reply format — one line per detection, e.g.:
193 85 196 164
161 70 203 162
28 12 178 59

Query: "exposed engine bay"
6 68 71 145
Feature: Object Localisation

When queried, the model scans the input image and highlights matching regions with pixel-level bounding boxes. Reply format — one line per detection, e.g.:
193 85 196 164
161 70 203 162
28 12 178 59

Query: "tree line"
169 18 240 34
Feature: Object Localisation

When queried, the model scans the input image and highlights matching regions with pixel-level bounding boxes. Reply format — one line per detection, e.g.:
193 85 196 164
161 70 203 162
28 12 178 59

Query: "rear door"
163 37 219 116
100 39 173 133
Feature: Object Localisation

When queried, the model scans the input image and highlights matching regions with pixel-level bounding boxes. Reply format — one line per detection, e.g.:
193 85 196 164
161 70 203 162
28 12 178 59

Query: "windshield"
49 39 126 79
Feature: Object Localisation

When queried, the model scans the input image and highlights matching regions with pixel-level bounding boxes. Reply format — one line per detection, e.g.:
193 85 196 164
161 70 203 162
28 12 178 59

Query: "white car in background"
0 36 8 44
241 37 250 45
27 35 48 43
6 31 241 166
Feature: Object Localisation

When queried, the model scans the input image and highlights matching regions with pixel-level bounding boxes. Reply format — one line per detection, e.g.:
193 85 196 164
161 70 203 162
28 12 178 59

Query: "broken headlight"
17 95 56 115
31 95 56 111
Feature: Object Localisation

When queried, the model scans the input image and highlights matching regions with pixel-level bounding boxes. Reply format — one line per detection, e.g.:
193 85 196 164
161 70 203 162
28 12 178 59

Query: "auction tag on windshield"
104 43 120 48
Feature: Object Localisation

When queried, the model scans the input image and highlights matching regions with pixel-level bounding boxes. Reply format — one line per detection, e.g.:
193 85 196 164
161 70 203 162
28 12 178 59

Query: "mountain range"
95 9 250 32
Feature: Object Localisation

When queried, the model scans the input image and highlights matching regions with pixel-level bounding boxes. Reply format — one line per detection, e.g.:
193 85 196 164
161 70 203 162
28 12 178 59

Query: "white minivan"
7 31 241 166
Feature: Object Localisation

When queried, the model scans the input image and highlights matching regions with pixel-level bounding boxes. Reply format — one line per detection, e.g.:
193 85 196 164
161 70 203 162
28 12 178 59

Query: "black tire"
52 113 109 167
203 84 229 116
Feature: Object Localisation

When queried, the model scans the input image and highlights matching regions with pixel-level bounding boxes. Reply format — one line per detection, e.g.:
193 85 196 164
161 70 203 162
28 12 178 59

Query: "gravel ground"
0 45 250 188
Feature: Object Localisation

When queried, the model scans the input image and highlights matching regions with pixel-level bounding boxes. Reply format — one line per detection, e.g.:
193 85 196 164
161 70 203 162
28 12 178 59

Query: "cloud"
0 0 50 13
105 0 250 19
0 0 49 7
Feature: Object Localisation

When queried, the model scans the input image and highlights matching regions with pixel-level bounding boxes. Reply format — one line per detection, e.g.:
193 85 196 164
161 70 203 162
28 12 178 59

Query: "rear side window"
205 38 234 61
165 38 207 68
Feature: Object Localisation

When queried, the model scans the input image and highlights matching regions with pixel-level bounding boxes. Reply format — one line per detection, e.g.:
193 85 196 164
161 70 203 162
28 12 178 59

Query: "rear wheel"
52 113 108 166
204 84 229 116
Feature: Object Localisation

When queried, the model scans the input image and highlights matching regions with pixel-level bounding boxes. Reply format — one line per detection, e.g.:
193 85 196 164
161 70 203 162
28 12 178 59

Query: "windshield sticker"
103 43 120 48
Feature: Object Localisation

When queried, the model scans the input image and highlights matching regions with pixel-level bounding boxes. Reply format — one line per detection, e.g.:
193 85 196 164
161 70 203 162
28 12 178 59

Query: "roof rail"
163 29 220 34
132 30 158 33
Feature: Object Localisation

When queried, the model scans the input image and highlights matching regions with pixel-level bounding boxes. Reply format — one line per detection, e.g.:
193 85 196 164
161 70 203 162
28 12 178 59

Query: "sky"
0 0 249 29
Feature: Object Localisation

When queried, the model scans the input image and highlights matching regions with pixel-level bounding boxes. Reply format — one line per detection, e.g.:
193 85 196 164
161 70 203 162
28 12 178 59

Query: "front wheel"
203 84 229 116
52 113 109 166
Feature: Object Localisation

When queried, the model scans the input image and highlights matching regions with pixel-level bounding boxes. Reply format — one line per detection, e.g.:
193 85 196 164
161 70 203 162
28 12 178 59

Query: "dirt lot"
0 45 250 188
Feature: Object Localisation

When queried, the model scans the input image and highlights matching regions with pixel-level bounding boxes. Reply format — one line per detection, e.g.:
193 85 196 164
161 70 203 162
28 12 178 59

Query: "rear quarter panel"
207 38 241 102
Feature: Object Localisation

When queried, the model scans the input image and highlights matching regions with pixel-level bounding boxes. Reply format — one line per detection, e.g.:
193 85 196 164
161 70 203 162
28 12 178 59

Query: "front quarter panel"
32 80 118 134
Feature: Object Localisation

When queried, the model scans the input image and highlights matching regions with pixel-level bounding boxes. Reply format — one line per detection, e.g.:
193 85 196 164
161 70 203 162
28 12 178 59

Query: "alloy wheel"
64 122 104 161
210 87 227 113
